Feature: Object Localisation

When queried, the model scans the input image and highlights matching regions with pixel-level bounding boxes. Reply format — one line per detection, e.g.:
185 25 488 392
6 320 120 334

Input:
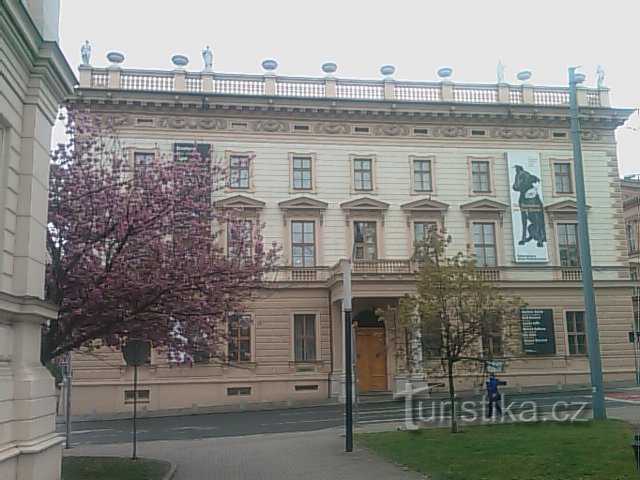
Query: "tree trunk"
447 360 458 433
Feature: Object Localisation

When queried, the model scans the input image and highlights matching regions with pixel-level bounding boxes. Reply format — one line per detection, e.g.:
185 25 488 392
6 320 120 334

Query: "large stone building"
622 174 640 327
0 1 75 478
65 55 636 417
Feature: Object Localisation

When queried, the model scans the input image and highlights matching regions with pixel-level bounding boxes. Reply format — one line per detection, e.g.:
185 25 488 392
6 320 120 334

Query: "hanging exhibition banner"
507 151 549 262
520 308 556 354
173 143 211 165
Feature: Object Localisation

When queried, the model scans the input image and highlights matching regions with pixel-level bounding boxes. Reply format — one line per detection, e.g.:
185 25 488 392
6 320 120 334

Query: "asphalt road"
56 388 640 447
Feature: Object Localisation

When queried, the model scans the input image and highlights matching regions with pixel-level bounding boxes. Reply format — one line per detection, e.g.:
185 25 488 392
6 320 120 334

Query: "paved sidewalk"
64 428 425 480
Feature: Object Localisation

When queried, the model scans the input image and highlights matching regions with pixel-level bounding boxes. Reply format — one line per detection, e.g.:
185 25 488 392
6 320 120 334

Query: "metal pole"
341 259 353 452
352 321 359 427
568 66 606 419
65 351 72 449
132 363 138 460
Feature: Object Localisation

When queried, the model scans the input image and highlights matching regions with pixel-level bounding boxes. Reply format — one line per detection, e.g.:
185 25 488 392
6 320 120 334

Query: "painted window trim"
349 154 377 193
290 312 322 362
467 156 495 196
289 152 317 193
225 150 255 192
409 155 436 195
550 158 575 196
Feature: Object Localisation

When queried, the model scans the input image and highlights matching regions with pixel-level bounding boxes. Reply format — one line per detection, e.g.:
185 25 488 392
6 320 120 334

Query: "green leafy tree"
380 231 521 433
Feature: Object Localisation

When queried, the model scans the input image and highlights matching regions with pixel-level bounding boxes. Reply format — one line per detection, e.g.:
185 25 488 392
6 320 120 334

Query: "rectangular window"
482 335 503 358
472 223 496 267
291 220 315 267
229 155 250 189
628 222 638 253
421 323 442 359
294 314 316 361
227 387 251 396
228 315 252 362
566 311 587 355
557 223 580 266
353 158 373 191
134 151 154 167
471 161 491 193
413 221 436 259
292 156 313 190
227 220 253 262
353 221 377 260
413 159 433 192
554 162 573 193
125 389 150 404
482 318 503 358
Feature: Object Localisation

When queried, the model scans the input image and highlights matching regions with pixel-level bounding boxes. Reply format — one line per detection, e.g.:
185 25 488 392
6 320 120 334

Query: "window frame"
353 220 378 260
556 222 580 267
627 220 639 254
227 313 254 363
410 156 435 194
226 218 255 264
565 310 587 356
349 154 376 193
550 158 574 196
412 220 437 261
290 219 316 267
226 151 254 191
481 317 504 359
468 157 494 195
292 313 319 362
130 148 159 180
472 222 498 267
289 153 316 192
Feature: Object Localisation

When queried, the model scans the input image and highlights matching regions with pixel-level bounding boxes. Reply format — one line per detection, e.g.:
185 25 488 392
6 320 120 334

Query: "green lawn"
356 420 639 480
62 456 170 480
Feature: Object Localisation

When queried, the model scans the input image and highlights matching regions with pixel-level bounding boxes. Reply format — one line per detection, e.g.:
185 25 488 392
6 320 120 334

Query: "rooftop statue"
202 45 213 71
496 60 505 83
81 40 91 66
596 65 605 88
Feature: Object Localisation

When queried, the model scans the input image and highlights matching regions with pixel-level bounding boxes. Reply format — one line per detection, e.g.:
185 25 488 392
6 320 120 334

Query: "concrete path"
64 428 425 480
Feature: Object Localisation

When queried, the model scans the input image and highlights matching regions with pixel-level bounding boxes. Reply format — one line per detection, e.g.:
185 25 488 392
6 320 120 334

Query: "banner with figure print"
507 151 549 262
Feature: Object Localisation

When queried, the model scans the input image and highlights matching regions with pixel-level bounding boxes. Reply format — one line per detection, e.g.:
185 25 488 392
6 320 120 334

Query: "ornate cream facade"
0 1 75 478
65 60 636 417
622 175 640 328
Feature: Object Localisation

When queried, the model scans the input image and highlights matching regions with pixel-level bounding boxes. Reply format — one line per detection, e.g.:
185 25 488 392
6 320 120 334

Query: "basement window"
231 122 248 129
413 128 429 135
354 126 370 134
294 384 319 392
552 131 568 138
227 387 252 396
136 118 153 125
471 129 486 137
293 124 310 132
124 390 150 404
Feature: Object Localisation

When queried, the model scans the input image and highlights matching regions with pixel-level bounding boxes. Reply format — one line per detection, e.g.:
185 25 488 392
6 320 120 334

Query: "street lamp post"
341 259 354 452
568 66 606 419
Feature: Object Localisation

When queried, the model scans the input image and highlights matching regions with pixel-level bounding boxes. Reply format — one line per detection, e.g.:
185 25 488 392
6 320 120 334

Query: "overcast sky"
58 0 639 175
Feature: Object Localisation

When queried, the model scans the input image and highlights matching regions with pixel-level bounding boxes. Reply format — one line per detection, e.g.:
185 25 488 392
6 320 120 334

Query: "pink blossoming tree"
42 109 277 364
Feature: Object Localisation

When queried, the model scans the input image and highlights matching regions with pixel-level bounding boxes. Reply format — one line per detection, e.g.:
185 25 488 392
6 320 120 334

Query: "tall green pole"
568 66 606 419
341 259 353 452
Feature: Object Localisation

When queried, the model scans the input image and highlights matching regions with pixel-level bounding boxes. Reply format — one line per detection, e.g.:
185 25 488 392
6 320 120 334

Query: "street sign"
122 340 150 366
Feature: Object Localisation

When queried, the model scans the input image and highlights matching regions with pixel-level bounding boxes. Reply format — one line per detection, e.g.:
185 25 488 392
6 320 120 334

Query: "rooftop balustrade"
77 66 609 107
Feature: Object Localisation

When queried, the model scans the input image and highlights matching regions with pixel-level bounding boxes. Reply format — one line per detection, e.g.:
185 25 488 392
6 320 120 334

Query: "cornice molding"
459 199 509 212
70 109 615 145
215 194 265 210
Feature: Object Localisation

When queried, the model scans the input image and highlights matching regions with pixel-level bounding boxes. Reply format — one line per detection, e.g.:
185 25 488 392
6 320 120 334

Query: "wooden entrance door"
355 327 387 391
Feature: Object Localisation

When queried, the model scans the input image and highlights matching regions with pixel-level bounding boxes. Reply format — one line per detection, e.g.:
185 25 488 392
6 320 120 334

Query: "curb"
159 458 177 480
62 455 176 480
